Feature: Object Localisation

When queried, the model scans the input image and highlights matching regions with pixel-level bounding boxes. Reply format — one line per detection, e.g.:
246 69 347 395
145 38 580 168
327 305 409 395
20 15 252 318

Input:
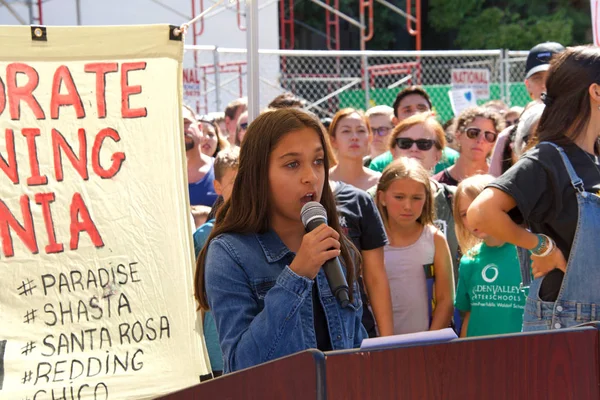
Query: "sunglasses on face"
372 126 392 136
239 122 248 130
464 127 497 143
395 137 436 151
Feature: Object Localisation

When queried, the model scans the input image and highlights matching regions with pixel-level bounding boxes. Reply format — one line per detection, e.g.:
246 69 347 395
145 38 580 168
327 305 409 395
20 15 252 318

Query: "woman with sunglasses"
368 112 461 288
235 111 249 147
364 105 395 167
328 108 381 191
433 107 505 186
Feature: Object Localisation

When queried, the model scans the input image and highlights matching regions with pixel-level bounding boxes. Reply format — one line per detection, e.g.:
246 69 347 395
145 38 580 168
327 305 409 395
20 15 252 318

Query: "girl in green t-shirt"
453 175 526 337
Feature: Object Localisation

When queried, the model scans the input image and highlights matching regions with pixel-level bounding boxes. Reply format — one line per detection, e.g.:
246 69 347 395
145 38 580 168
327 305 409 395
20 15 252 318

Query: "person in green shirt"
368 86 459 174
453 174 526 337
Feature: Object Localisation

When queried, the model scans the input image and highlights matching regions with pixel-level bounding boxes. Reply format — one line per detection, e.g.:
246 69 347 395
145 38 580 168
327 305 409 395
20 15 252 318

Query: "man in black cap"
524 42 565 101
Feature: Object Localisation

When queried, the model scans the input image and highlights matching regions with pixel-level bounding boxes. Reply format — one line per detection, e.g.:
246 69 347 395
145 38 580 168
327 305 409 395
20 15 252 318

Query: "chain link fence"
184 46 532 122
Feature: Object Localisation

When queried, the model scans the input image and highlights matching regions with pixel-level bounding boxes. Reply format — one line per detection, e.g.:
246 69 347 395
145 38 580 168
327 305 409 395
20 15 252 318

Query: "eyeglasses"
465 127 497 143
239 122 248 130
372 126 392 137
395 137 436 151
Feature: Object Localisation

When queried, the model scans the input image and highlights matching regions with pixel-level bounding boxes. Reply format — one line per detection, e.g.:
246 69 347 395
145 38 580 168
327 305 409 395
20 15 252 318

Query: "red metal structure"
279 0 295 49
186 0 423 114
199 61 245 113
191 0 206 65
35 0 43 24
360 0 374 49
190 0 249 113
368 61 421 88
406 0 421 51
320 0 419 51
236 0 246 31
325 0 339 50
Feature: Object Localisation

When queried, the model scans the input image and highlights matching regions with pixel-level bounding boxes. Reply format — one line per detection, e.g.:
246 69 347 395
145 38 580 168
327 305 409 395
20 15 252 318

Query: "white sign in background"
0 25 209 400
592 0 600 46
448 88 478 117
451 68 490 100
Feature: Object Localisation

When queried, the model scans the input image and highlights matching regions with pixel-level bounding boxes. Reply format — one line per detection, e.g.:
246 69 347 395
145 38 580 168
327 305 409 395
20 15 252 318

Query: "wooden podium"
159 326 600 400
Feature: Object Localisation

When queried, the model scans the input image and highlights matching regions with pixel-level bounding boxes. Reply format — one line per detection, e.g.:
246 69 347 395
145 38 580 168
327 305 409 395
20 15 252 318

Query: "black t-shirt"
489 142 600 301
332 181 388 337
312 283 332 351
332 181 388 252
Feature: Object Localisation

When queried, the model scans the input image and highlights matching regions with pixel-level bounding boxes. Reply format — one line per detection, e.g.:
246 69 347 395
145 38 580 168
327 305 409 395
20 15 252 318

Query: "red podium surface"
158 327 599 400
158 349 324 400
325 327 600 399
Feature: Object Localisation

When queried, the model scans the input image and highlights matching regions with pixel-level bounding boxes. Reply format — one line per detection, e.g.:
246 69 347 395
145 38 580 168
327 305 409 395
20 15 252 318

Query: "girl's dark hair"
535 46 600 147
195 108 357 310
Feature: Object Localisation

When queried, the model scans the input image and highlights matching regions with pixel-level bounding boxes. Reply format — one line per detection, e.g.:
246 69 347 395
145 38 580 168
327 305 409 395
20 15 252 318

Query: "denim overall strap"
541 142 587 195
522 142 600 331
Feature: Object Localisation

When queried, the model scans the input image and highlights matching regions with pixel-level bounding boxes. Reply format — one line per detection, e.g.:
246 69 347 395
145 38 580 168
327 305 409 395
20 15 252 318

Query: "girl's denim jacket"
205 229 367 373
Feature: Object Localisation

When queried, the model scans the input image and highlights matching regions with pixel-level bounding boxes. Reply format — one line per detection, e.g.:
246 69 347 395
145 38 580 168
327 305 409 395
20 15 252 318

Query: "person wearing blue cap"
524 42 565 101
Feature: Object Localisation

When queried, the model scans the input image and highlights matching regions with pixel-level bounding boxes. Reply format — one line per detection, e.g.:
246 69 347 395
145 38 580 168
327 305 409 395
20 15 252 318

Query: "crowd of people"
182 42 600 376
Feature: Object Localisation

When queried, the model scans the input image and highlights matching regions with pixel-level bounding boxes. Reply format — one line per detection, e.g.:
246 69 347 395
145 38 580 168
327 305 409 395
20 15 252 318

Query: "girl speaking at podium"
195 108 366 373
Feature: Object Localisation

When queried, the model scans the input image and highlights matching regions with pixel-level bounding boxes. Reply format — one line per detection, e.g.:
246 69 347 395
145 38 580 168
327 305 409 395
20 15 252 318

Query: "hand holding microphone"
289 224 341 279
289 201 351 307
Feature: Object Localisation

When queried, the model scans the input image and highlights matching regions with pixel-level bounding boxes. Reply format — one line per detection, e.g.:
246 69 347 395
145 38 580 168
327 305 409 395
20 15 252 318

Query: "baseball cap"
525 42 565 80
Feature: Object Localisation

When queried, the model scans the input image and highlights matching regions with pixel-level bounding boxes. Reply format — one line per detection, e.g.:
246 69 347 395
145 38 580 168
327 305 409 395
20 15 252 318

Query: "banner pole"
246 0 260 121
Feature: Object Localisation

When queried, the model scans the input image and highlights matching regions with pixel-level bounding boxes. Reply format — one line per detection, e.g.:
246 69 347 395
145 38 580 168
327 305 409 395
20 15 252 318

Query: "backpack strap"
440 182 456 209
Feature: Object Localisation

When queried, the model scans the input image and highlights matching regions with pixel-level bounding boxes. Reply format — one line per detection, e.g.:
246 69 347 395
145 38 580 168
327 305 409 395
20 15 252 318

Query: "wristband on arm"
530 234 555 257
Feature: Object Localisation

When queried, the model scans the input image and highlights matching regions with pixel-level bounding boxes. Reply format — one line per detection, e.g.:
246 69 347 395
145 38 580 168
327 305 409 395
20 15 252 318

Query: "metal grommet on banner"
31 25 47 41
169 25 183 41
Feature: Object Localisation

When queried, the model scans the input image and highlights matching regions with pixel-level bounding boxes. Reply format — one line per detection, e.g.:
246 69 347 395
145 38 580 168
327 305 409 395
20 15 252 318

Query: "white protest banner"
592 0 600 46
451 68 490 100
0 25 210 399
183 68 201 113
448 88 477 117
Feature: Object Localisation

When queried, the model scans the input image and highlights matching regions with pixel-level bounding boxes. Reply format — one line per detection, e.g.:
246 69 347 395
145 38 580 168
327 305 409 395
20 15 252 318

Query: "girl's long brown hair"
531 46 600 150
195 108 357 310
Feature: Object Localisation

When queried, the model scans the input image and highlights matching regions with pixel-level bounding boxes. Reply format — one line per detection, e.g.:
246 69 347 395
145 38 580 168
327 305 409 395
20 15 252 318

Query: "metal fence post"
499 49 506 104
504 50 512 106
363 54 370 109
213 47 222 113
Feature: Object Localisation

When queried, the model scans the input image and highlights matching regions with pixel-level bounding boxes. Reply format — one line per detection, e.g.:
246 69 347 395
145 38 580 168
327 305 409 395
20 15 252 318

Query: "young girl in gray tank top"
375 158 455 335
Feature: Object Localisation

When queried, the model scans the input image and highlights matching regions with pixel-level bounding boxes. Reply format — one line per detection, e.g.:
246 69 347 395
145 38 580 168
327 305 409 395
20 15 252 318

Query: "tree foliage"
428 0 592 49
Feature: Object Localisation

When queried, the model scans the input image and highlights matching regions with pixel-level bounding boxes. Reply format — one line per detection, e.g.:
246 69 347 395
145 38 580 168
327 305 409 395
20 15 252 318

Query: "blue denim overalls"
522 142 600 331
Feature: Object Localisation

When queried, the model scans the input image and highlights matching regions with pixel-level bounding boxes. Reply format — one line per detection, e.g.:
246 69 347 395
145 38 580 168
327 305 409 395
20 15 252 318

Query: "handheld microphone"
301 201 350 308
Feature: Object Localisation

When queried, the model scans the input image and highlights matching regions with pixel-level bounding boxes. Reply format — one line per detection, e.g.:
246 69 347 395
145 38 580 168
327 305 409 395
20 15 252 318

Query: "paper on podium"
360 328 458 351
